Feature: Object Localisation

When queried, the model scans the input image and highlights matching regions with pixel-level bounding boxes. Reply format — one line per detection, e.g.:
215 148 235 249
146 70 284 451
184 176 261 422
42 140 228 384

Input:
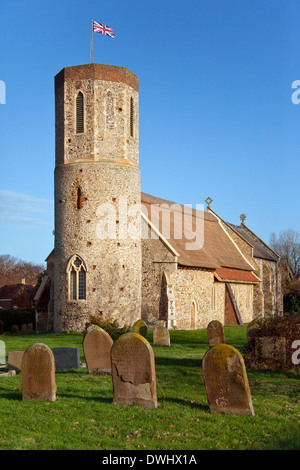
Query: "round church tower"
53 64 141 332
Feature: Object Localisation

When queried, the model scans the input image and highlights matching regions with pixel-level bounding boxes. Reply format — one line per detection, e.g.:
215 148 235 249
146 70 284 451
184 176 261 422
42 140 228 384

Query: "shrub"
284 294 300 314
0 308 35 332
85 315 130 341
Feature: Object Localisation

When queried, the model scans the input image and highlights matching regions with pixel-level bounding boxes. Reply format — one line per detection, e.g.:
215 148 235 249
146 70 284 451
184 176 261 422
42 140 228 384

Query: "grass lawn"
0 325 299 451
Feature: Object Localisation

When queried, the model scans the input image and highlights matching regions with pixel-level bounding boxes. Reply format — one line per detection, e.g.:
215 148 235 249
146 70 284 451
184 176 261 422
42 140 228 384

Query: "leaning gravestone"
52 347 81 370
207 320 225 346
153 324 170 346
22 343 56 402
111 332 157 409
202 344 254 416
83 326 113 375
131 319 148 338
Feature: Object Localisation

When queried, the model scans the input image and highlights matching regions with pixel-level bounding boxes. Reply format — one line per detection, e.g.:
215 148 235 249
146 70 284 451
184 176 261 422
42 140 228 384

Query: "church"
34 63 283 332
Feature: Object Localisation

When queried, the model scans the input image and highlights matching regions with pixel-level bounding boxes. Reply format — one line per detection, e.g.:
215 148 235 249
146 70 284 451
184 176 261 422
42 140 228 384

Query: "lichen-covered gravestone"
207 320 225 346
83 326 113 375
131 319 148 338
111 332 157 409
202 344 254 416
153 324 170 346
22 343 56 402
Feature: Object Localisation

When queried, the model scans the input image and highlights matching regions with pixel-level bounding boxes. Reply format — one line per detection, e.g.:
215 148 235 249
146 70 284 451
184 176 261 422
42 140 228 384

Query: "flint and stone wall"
141 231 255 329
53 64 141 332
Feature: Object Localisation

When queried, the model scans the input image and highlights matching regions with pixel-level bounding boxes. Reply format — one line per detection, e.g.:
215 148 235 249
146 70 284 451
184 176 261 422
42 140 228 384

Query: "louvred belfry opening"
76 92 84 133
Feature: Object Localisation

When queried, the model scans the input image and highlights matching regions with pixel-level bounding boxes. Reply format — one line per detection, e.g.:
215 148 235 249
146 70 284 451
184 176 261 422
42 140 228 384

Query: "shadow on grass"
0 387 22 401
154 357 202 368
161 396 209 412
56 392 112 404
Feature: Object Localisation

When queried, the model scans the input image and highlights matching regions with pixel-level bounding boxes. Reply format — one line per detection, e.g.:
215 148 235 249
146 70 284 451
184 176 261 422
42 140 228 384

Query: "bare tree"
0 254 45 287
270 229 300 281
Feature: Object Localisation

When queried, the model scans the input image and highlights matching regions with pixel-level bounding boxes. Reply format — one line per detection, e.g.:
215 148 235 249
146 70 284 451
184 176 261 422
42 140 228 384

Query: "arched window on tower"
76 187 82 210
67 255 87 300
130 97 134 137
76 92 84 134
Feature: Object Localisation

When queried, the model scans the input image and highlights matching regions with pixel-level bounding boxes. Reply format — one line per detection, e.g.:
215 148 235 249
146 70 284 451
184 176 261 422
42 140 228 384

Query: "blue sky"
0 0 300 266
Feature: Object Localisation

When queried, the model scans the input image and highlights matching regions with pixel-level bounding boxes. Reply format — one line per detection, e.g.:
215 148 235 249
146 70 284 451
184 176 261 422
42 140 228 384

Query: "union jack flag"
92 21 115 38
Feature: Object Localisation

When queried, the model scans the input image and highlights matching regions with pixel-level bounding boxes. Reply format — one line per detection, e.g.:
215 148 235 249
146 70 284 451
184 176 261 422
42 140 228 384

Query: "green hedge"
0 308 35 332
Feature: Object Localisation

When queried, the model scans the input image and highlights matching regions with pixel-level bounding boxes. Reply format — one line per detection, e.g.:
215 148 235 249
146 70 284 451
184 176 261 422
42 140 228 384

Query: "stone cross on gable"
240 213 247 225
205 197 213 209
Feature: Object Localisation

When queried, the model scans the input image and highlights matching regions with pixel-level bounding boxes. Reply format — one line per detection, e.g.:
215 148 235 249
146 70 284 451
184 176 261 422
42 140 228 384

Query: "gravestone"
246 318 262 348
0 340 5 364
22 343 56 402
131 319 148 338
254 336 286 370
153 324 170 346
52 347 81 370
207 320 225 346
11 324 19 334
111 332 157 409
8 351 24 372
83 326 113 375
0 370 16 377
202 344 254 416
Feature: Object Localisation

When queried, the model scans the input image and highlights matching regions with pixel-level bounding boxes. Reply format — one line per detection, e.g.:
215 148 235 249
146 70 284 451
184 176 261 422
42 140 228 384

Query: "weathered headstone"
246 318 262 348
22 343 56 402
202 344 254 416
207 320 225 346
11 324 19 334
153 324 170 346
254 336 286 370
0 370 16 377
52 347 81 370
8 351 24 372
111 332 157 409
131 319 148 338
83 326 113 375
0 340 5 364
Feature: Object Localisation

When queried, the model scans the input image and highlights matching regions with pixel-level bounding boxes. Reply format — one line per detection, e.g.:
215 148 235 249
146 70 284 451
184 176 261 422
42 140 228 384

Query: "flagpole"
91 20 94 63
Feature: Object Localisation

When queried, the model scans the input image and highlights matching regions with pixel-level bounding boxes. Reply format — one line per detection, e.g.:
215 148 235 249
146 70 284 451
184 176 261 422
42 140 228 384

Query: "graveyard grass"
0 326 299 450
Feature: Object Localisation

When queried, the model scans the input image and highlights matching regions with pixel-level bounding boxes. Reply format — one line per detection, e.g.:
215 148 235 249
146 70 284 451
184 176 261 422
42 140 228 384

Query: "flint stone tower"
53 64 141 332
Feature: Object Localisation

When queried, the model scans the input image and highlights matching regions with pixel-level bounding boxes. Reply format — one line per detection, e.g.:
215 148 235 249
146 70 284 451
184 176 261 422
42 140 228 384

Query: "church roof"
227 223 279 262
141 193 257 280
